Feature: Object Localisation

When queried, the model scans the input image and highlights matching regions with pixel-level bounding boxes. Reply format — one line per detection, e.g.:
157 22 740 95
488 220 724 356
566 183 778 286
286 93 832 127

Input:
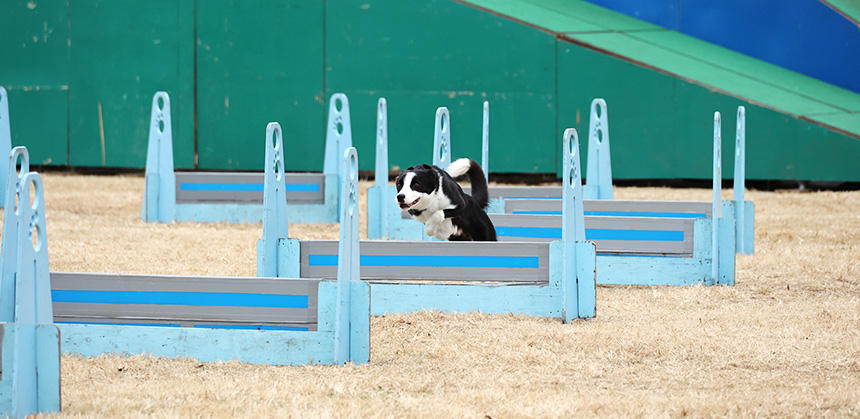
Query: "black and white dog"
395 158 497 241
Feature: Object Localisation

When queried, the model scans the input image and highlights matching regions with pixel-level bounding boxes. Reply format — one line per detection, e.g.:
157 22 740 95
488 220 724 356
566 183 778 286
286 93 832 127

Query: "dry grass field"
5 173 858 417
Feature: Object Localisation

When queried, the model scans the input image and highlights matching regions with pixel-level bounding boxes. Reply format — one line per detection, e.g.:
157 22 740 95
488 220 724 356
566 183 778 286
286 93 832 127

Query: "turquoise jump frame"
3 140 370 372
263 128 597 321
1 148 61 418
142 91 352 224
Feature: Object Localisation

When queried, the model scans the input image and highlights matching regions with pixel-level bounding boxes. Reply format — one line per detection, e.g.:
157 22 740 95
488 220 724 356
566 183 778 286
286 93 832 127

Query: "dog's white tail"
446 158 472 178
446 158 490 209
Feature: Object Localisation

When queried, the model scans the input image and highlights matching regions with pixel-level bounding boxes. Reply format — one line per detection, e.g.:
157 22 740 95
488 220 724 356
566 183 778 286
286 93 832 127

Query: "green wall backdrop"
1 0 858 181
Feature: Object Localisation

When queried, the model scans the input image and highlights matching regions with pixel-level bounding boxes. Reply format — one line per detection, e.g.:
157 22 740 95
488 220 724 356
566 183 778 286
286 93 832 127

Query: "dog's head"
394 164 439 211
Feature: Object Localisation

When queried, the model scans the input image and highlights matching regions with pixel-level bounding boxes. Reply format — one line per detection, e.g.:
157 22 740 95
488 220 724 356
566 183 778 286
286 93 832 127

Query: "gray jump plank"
50 272 321 330
505 199 713 218
301 241 550 283
462 186 563 199
490 214 695 256
175 172 325 204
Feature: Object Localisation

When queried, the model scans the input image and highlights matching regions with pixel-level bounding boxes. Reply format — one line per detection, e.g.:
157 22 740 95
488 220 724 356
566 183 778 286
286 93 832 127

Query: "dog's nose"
396 194 405 203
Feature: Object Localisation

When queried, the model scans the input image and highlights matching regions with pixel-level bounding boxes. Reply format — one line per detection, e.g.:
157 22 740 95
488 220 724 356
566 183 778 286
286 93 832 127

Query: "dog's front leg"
424 210 445 237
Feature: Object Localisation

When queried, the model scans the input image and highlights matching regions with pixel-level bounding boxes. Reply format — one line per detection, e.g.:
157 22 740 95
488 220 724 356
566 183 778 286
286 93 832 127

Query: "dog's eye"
413 182 421 189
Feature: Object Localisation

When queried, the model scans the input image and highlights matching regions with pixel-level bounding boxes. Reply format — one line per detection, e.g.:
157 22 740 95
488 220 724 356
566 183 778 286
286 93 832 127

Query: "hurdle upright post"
368 98 390 239
481 101 489 183
712 112 722 284
0 171 61 418
1 147 29 320
258 122 294 278
0 87 11 205
433 107 451 169
141 91 176 223
733 106 751 255
561 128 596 321
334 147 369 364
584 98 613 200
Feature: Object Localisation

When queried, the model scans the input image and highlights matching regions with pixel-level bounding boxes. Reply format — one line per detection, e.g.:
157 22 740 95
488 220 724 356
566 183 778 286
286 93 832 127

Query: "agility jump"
3 133 369 371
142 91 353 224
261 127 597 321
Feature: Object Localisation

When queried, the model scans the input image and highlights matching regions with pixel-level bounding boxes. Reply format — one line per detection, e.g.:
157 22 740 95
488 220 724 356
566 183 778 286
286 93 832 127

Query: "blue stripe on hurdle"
309 255 540 268
494 227 685 241
511 210 707 218
52 290 309 309
503 197 562 200
179 183 319 192
193 324 309 331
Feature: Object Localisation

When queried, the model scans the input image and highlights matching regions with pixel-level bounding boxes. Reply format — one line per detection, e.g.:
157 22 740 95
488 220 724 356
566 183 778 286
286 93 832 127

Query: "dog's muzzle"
398 197 420 209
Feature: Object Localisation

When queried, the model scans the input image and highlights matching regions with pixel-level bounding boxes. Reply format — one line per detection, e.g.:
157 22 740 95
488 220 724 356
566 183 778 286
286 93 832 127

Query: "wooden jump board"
51 273 322 331
505 199 712 218
401 199 711 222
491 214 695 257
175 172 326 204
300 241 551 283
464 186 563 199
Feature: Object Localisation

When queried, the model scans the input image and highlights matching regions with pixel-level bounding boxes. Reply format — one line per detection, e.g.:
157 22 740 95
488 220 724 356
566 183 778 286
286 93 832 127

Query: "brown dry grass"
6 173 859 417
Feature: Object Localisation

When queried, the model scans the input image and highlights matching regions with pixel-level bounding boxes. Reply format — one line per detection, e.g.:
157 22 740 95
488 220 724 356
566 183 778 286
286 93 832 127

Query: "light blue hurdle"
496 107 754 254
263 128 596 321
142 91 353 224
4 138 370 367
0 150 61 418
490 112 737 285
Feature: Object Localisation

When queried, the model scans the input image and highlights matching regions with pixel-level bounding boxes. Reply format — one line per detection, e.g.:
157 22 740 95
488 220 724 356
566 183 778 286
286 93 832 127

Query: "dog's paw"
434 219 458 239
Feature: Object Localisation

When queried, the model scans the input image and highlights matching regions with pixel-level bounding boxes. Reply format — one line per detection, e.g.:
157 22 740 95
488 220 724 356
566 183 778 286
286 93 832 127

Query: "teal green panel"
0 0 68 85
558 40 860 182
326 0 556 173
5 90 68 166
0 0 69 165
328 91 555 174
68 0 194 168
196 0 324 171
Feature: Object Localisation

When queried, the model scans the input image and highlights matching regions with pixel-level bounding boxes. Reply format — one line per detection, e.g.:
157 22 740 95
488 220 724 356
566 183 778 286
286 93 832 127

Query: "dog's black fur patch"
395 160 496 241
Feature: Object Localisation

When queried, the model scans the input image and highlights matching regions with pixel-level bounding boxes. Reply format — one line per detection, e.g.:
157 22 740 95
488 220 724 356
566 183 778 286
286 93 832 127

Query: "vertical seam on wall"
192 0 199 169
66 0 71 167
322 0 327 142
554 36 560 178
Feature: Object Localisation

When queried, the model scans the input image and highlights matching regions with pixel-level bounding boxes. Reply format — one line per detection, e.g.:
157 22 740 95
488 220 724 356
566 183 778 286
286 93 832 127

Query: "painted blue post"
481 101 489 182
258 123 290 278
584 98 613 200
334 147 369 364
368 98 389 239
0 171 61 418
1 147 28 321
712 112 722 284
0 87 11 206
561 129 596 321
321 94 352 220
734 106 753 255
433 107 451 169
141 92 176 223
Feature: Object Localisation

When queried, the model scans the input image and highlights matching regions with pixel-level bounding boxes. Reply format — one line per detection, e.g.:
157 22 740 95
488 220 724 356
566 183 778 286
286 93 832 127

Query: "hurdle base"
0 323 61 418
